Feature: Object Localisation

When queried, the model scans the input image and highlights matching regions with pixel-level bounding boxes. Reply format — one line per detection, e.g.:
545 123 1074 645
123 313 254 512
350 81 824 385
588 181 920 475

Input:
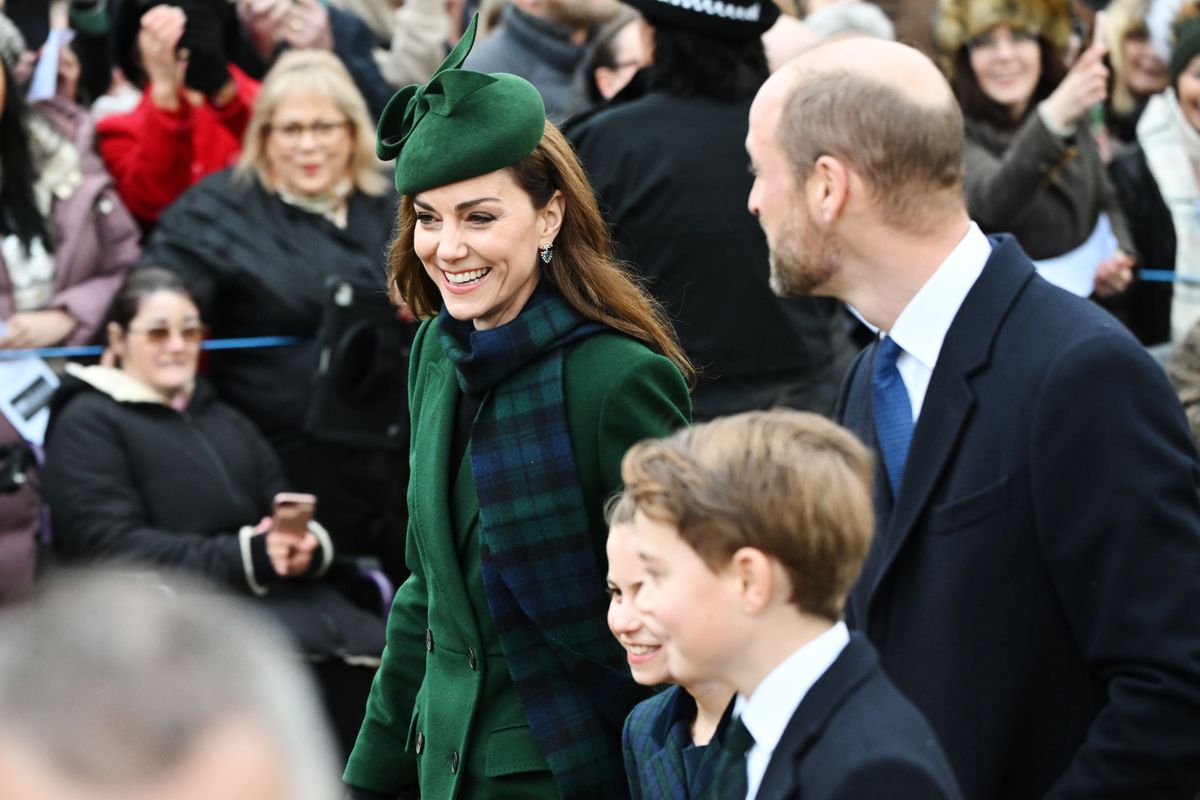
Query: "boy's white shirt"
732 620 851 799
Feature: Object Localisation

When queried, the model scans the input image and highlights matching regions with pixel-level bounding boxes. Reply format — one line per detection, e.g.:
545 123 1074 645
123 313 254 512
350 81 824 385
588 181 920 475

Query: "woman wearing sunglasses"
40 267 385 755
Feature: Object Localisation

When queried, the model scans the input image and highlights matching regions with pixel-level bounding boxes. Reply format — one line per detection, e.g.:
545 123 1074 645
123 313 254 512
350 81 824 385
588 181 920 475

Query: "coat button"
425 629 433 651
450 750 459 773
415 732 424 754
468 647 477 670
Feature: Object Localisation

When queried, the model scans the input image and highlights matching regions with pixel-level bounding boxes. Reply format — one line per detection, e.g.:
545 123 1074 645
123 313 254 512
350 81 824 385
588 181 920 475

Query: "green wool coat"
344 319 691 798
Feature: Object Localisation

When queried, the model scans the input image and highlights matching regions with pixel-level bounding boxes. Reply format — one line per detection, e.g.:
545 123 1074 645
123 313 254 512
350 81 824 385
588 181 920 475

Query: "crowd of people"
4 0 1200 797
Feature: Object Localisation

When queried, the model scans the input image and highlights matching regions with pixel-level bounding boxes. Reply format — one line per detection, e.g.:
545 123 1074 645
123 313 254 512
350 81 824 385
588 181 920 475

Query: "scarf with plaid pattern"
438 284 638 798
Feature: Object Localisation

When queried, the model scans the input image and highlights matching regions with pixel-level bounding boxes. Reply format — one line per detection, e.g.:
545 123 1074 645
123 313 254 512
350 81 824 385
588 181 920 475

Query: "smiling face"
967 24 1042 117
412 169 564 330
108 290 202 398
264 89 353 199
606 523 670 686
1123 27 1168 97
631 511 744 687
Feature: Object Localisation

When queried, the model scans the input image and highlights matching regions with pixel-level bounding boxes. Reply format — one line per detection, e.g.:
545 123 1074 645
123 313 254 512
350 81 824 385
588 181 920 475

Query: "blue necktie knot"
873 336 913 497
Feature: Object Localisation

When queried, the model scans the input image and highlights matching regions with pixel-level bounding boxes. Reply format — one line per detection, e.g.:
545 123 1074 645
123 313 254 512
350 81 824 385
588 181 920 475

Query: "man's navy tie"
873 336 913 497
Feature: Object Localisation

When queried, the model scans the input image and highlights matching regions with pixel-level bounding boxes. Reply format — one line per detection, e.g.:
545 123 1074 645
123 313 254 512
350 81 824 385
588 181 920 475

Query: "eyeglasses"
266 119 350 146
966 27 1039 53
126 325 206 345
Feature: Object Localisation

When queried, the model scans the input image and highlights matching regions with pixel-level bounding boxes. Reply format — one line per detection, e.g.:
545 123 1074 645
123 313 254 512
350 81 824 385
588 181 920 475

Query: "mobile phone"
273 492 316 537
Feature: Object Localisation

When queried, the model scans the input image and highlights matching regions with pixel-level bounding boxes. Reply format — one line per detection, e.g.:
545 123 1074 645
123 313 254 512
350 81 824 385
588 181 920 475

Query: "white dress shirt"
733 621 851 799
885 223 992 422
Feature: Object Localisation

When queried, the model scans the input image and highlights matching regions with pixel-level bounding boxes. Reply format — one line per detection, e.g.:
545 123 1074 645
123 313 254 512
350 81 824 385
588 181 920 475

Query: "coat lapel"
408 353 480 639
864 236 1035 617
756 636 878 799
641 692 693 798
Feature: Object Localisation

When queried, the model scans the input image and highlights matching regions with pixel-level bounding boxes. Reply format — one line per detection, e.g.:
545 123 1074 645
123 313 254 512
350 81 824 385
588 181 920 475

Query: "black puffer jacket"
139 169 412 579
42 366 384 658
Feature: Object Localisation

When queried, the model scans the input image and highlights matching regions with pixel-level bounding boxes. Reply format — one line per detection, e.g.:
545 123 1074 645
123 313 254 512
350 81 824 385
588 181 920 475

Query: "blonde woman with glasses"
139 49 416 608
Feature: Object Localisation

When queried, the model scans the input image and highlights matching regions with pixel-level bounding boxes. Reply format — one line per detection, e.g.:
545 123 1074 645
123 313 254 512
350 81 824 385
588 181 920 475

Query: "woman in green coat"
343 16 693 800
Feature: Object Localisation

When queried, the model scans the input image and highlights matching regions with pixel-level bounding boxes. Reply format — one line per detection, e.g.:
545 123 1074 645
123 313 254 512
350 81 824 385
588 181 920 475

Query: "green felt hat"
376 15 547 196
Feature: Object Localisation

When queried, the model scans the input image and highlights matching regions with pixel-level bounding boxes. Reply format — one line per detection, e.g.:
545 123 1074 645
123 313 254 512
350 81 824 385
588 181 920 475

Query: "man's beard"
769 209 840 298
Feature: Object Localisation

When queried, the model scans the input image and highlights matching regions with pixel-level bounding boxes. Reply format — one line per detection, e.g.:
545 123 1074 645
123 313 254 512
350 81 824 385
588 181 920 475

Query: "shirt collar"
887 222 991 370
733 621 850 754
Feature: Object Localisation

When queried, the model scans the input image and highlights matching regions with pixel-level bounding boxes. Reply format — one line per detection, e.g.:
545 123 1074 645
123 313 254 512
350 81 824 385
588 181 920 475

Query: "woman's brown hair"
388 120 694 386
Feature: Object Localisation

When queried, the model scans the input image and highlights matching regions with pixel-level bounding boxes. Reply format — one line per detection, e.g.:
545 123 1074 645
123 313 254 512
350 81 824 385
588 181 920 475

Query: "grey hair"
804 3 896 42
0 571 341 800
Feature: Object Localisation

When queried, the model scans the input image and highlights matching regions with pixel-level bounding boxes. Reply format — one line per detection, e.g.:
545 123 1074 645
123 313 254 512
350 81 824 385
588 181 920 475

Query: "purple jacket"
0 98 141 604
0 98 141 346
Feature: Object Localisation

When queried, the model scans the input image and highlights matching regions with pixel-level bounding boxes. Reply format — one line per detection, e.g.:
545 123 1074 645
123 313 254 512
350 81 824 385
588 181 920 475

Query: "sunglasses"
126 324 206 345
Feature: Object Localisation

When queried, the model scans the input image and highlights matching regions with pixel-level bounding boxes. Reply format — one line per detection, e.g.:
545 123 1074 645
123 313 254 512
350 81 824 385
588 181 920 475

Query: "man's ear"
808 154 852 224
729 546 776 615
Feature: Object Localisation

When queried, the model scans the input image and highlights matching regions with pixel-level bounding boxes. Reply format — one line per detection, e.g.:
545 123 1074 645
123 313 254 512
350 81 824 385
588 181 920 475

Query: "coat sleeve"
96 92 199 225
42 397 272 590
622 708 645 800
375 0 448 88
1031 332 1200 798
594 347 692 495
343 322 433 793
50 184 141 346
964 112 1077 232
138 181 224 318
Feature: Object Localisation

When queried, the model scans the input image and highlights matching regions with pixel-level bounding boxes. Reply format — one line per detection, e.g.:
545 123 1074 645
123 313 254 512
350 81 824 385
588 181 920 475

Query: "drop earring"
539 242 554 264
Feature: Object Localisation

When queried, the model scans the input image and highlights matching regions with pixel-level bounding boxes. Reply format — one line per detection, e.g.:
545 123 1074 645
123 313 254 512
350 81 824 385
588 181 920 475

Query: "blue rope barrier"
1140 270 1200 286
0 335 304 362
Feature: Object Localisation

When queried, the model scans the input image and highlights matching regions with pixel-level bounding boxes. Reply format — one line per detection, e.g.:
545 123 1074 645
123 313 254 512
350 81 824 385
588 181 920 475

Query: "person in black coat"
567 0 850 421
621 411 961 800
41 268 386 757
140 50 414 583
748 38 1200 799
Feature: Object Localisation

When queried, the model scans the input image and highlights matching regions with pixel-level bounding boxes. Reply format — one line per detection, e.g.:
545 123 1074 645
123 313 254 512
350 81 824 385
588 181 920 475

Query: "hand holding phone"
273 492 316 537
268 493 318 576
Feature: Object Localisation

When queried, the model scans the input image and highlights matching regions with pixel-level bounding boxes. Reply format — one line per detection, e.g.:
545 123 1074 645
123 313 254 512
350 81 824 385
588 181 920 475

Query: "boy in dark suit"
621 410 961 800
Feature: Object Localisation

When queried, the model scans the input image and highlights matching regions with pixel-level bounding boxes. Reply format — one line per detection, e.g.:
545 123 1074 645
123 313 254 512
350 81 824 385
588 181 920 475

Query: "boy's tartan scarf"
438 286 642 798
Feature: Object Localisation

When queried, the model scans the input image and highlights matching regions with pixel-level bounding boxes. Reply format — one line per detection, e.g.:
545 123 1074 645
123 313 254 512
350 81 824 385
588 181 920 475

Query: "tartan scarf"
438 285 638 798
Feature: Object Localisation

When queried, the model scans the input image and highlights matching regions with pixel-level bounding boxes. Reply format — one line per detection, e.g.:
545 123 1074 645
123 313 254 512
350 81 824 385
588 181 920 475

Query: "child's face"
606 523 671 686
632 510 741 687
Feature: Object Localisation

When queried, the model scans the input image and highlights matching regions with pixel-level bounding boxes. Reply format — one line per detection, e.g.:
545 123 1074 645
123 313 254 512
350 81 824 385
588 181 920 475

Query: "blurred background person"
233 0 393 119
40 268 385 756
583 6 645 105
1104 0 1170 149
935 0 1137 300
465 0 620 122
139 50 413 587
0 571 343 800
0 10 140 605
101 0 259 231
1111 2 1200 344
804 1 894 40
569 0 853 421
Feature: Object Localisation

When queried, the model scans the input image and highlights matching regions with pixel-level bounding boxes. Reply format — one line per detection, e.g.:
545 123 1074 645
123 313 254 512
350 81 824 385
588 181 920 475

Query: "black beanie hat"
1171 14 1200 89
620 0 780 41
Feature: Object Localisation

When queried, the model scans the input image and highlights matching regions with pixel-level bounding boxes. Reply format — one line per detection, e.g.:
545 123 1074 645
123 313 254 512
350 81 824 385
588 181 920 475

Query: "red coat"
96 66 260 226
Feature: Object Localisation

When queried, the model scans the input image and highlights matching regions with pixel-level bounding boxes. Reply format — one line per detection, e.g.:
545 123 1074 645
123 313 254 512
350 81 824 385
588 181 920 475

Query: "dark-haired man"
746 35 1200 800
